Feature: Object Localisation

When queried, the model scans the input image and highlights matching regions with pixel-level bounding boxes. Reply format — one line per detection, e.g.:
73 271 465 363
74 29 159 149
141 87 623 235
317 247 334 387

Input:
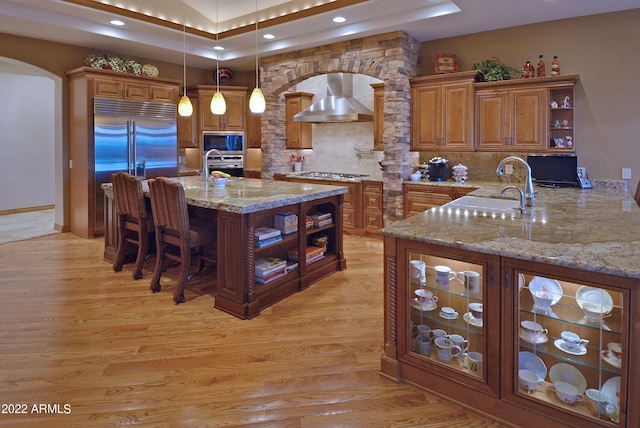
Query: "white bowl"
549 363 587 393
213 177 228 186
576 286 613 320
529 276 563 309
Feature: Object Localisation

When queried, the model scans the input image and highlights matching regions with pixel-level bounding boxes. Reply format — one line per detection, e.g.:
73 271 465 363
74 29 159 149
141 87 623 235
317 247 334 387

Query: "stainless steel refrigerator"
94 97 177 234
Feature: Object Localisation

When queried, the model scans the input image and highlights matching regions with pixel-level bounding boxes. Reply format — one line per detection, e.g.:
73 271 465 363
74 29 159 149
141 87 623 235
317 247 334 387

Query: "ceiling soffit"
61 0 369 41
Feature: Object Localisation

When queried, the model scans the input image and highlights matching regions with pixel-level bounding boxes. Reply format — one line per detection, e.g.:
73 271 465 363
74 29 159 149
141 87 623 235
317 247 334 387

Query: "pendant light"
210 0 226 115
177 0 193 117
249 0 266 113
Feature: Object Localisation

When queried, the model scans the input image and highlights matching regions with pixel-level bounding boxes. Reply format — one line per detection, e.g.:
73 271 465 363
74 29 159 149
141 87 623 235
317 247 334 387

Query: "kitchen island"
380 183 640 427
103 176 348 319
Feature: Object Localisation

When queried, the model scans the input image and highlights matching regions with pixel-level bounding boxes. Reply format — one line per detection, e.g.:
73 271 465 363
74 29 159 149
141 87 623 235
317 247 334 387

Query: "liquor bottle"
522 61 535 79
537 55 545 77
551 56 560 76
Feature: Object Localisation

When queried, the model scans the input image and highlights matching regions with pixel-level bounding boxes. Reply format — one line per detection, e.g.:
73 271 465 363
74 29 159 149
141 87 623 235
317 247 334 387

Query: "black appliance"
203 131 244 154
428 157 450 181
527 155 579 187
202 131 245 177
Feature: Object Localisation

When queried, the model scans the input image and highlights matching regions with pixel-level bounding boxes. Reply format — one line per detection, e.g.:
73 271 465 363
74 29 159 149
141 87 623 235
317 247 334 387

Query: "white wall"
287 74 386 179
0 70 55 211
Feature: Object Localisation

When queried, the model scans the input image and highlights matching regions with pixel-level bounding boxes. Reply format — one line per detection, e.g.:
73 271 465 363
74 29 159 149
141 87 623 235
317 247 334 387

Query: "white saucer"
554 339 587 356
439 311 458 320
463 312 482 327
601 350 622 369
519 331 549 345
410 298 437 312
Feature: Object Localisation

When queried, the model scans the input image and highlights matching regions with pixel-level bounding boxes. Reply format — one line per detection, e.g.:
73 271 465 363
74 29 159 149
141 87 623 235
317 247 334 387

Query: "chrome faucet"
500 185 526 214
496 156 535 207
203 149 225 180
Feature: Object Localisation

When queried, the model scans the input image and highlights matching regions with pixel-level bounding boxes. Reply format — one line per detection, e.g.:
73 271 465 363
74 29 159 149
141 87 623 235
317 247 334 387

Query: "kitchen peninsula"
103 176 347 319
380 184 640 427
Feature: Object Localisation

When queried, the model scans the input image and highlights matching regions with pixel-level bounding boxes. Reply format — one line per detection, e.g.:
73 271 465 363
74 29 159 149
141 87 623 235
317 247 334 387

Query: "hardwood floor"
0 233 507 427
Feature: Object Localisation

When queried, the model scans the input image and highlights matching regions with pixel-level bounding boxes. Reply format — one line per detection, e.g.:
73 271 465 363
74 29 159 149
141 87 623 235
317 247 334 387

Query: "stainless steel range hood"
293 73 374 123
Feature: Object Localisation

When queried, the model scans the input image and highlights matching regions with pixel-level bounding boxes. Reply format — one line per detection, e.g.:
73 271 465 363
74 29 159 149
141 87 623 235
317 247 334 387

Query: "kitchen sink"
441 195 521 214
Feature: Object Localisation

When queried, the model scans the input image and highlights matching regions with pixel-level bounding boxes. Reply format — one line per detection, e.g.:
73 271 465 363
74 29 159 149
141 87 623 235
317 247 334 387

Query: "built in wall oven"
202 131 245 177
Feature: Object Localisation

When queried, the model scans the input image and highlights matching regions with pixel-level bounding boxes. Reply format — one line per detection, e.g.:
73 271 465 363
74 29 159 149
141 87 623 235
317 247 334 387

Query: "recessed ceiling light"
214 45 224 51
110 20 125 26
332 16 346 23
263 33 275 39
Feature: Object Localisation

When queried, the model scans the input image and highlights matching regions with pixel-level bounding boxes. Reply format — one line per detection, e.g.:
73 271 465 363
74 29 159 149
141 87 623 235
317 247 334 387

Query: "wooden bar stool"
111 172 154 280
148 177 216 304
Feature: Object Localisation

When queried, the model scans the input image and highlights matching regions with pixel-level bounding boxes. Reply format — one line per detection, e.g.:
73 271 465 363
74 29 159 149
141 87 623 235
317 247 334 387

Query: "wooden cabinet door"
124 82 149 101
475 90 510 151
94 78 123 99
371 83 385 151
441 82 474 151
510 88 546 151
178 97 198 148
150 85 178 103
223 91 246 131
285 92 313 149
411 84 441 150
199 91 222 130
246 111 262 148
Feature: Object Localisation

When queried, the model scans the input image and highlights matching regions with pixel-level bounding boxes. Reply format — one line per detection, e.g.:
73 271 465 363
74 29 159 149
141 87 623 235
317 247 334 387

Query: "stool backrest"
111 172 147 221
148 177 190 234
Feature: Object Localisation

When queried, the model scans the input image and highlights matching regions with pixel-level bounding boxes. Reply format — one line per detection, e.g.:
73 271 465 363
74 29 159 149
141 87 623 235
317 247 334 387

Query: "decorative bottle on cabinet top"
551 56 560 76
537 55 545 77
522 61 535 79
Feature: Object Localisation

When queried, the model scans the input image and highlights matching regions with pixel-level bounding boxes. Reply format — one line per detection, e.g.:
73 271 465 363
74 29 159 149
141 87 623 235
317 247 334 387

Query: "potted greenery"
472 57 521 82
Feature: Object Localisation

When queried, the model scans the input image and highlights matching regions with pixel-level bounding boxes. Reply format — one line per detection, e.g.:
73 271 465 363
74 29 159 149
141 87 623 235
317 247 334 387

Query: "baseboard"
0 204 55 216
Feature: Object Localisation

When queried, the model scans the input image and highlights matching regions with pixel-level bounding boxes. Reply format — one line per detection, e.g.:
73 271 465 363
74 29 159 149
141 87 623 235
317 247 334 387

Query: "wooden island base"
103 177 347 319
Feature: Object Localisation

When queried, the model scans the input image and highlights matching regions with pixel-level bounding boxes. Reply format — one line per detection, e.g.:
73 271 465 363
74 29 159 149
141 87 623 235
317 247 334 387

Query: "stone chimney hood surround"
293 73 374 123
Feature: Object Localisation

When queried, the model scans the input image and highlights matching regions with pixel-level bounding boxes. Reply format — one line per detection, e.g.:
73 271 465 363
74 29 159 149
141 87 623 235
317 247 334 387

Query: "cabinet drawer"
404 184 451 197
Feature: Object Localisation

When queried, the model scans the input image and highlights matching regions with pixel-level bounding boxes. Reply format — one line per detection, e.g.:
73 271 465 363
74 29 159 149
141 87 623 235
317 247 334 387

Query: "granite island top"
102 176 347 215
382 183 640 280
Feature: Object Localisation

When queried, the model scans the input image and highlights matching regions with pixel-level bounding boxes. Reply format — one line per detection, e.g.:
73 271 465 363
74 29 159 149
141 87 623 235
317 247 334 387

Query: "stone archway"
259 31 418 222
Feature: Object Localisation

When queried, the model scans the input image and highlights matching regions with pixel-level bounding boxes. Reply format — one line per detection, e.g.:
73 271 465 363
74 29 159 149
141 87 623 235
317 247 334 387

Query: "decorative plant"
472 57 521 82
85 54 142 75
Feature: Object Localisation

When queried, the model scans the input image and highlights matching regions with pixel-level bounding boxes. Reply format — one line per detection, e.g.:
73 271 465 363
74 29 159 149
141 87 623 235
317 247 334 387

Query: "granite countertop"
103 176 347 215
382 183 640 279
284 172 383 183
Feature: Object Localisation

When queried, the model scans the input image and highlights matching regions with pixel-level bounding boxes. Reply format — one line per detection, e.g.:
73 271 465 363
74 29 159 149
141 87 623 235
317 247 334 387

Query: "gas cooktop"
295 171 369 179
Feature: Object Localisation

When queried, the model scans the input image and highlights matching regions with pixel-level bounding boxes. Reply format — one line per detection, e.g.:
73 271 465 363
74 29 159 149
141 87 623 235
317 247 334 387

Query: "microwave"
202 131 244 155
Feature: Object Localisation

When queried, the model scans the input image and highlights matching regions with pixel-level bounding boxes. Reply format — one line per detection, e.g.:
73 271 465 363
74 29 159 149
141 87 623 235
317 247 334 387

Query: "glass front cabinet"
382 238 639 427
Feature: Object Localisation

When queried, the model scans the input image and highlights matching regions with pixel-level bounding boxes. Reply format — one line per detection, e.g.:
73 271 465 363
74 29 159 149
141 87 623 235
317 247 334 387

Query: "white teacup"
554 381 584 404
447 334 469 354
560 331 588 350
457 270 481 294
440 306 459 319
415 289 438 304
532 291 554 312
410 260 426 281
468 302 483 320
520 320 548 342
585 388 609 418
607 342 622 360
434 336 462 363
518 369 544 393
462 351 483 377
435 265 456 287
416 324 432 338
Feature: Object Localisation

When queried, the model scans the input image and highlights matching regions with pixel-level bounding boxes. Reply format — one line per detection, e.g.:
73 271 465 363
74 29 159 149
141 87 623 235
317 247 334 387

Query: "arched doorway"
0 58 64 230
